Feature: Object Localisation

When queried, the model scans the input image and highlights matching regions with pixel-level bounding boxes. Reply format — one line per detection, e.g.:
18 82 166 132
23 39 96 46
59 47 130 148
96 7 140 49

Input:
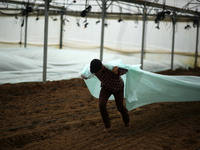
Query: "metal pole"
194 23 199 68
100 0 106 61
43 0 49 84
24 13 28 48
59 13 63 49
171 11 176 70
141 5 147 69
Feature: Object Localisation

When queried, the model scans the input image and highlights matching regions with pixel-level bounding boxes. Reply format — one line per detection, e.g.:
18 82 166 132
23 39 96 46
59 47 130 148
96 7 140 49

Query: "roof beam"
117 0 200 16
0 8 196 22
2 0 200 16
0 0 199 22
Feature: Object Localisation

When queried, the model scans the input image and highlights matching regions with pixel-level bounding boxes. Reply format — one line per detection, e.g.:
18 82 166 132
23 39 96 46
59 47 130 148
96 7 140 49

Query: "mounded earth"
0 68 200 150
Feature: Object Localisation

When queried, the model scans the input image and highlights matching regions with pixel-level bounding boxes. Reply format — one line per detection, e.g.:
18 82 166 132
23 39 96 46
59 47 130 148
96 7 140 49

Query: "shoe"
103 127 111 132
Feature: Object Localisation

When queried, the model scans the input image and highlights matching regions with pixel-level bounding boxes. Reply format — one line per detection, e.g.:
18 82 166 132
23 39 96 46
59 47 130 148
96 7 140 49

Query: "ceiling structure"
0 0 200 22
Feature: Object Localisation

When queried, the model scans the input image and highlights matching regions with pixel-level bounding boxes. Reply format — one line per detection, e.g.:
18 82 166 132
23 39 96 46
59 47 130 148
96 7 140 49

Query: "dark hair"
90 59 102 73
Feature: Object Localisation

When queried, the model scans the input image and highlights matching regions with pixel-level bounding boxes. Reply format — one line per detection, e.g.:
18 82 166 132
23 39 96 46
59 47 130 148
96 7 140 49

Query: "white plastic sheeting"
82 60 200 111
0 45 190 84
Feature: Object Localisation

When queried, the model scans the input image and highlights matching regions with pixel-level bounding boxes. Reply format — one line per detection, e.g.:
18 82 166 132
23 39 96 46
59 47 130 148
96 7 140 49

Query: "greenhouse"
0 0 200 150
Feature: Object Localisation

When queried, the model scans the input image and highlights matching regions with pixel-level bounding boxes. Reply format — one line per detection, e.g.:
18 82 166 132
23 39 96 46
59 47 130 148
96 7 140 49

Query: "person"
82 59 130 132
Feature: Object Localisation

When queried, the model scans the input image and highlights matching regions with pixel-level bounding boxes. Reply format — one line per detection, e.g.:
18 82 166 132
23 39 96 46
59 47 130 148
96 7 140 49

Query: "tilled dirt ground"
0 68 200 150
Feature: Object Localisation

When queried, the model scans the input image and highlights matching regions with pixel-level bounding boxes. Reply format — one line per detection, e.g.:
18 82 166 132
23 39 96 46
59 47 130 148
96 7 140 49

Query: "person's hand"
81 75 88 79
112 66 118 74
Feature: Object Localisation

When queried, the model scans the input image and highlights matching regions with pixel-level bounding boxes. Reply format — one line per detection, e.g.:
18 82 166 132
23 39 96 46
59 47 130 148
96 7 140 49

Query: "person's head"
90 59 102 74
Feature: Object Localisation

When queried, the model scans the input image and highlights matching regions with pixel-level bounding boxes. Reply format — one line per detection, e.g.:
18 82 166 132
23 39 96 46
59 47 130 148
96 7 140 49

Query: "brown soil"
0 68 200 150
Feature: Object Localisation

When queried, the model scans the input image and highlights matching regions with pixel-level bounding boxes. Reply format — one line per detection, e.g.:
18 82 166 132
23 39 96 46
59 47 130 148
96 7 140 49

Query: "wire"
20 17 23 45
189 4 200 10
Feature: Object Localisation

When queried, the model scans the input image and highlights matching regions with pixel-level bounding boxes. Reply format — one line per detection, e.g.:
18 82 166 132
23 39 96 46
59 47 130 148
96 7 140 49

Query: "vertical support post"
43 0 49 84
171 11 176 70
59 13 64 49
141 5 147 69
100 0 106 61
194 22 199 68
24 12 28 48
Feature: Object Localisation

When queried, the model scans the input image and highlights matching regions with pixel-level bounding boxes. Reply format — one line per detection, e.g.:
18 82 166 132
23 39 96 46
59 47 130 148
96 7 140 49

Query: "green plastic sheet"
81 60 200 111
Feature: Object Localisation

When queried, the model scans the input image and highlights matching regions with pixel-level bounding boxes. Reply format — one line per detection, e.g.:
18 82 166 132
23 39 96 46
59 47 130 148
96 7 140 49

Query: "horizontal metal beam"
0 8 197 22
117 0 200 16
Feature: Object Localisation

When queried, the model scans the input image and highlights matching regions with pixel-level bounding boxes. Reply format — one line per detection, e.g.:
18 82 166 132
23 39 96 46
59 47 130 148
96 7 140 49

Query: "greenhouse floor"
0 69 200 150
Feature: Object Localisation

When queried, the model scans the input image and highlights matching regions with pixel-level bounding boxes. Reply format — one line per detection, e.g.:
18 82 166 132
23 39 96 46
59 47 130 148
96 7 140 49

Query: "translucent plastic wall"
0 15 199 67
0 16 60 45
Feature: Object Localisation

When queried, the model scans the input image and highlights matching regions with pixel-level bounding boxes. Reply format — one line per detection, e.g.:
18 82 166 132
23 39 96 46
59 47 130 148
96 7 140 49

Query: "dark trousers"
99 87 130 128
